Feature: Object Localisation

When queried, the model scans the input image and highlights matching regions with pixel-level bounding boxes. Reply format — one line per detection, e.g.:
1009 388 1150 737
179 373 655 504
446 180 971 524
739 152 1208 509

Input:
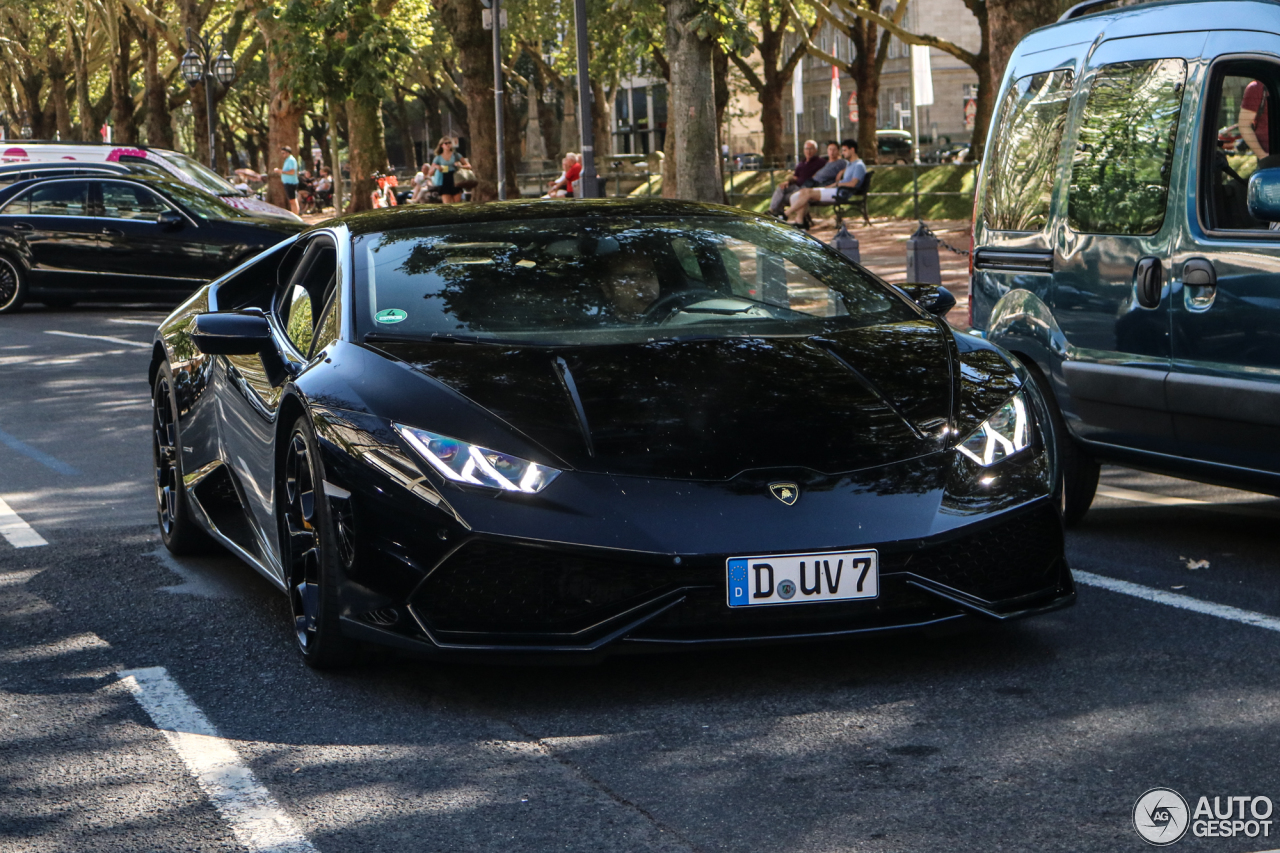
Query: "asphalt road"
4 304 1280 853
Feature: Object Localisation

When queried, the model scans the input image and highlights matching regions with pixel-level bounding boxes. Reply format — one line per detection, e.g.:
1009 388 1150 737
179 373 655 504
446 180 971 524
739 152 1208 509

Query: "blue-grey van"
970 0 1280 523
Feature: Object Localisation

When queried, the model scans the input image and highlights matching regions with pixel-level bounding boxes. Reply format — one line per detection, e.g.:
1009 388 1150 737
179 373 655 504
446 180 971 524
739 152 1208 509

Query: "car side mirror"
899 283 956 317
191 310 273 355
1248 168 1280 222
157 210 184 230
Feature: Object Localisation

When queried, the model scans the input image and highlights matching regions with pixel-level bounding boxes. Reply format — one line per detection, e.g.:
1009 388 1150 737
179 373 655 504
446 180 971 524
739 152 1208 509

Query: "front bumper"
337 499 1072 661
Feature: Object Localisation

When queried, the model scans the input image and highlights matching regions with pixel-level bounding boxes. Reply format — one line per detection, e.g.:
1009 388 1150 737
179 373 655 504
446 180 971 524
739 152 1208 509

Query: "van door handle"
11 222 32 232
1134 256 1164 309
1183 257 1217 310
100 227 124 237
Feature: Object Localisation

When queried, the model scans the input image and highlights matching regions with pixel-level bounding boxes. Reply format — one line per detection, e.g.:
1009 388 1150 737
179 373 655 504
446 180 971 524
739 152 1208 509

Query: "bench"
811 170 874 227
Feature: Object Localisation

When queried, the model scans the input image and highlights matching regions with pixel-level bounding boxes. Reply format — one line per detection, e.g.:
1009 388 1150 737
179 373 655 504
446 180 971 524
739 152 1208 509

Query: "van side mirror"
899 283 957 317
1247 168 1280 222
157 210 184 230
191 309 273 355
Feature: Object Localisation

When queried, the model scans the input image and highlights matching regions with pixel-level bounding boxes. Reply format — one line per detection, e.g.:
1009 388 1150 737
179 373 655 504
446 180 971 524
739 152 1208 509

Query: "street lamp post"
180 27 237 169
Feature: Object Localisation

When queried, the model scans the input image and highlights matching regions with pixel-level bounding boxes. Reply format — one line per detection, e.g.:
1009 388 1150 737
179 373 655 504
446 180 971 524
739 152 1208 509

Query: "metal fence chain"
920 223 972 257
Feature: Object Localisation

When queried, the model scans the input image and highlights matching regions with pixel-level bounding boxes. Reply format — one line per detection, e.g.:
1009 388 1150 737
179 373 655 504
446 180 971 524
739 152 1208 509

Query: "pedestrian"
410 162 432 203
271 146 300 215
426 137 471 204
768 140 827 217
543 153 581 198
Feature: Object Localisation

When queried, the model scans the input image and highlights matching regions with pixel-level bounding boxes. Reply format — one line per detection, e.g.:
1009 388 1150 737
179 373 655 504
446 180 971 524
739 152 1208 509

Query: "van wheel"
1025 360 1099 527
0 256 26 314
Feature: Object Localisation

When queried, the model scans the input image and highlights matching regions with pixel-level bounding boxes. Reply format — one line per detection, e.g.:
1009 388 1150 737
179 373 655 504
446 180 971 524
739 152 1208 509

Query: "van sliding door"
1051 32 1207 454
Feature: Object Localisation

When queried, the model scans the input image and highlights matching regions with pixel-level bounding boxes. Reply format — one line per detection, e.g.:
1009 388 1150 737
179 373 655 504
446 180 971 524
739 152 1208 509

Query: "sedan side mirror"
1248 168 1280 222
157 210 185 230
899 283 957 317
191 310 272 355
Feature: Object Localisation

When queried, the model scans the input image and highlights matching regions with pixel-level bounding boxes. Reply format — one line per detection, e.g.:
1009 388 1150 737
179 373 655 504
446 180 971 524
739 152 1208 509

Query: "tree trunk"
142 34 173 148
850 18 884 165
591 80 612 162
760 82 785 168
559 85 579 158
970 51 995 162
665 0 721 202
418 88 444 150
49 70 73 140
72 33 94 140
264 51 302 210
345 95 388 212
662 116 678 198
713 45 730 167
327 98 345 212
109 12 137 144
438 0 499 201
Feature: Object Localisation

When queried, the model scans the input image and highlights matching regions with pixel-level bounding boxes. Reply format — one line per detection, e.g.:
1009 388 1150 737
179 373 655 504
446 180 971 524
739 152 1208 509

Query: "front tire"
280 416 358 668
0 256 26 314
1025 361 1099 527
153 367 216 554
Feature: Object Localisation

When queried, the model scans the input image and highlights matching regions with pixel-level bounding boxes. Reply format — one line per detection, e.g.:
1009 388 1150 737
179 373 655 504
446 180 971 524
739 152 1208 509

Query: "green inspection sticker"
375 308 408 324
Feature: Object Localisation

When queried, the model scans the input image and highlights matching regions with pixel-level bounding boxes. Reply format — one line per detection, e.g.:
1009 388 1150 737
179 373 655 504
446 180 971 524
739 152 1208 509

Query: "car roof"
1021 0 1280 51
0 161 130 174
0 172 203 204
320 197 773 237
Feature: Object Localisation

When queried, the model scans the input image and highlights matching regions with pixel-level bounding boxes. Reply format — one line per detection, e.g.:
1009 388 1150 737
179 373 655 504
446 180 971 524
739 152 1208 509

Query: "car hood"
369 318 956 480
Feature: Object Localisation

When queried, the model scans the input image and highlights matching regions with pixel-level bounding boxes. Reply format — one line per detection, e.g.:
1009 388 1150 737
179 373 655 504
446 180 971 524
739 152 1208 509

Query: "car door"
1169 33 1280 474
94 180 205 294
0 179 100 291
217 235 338 568
1050 33 1206 455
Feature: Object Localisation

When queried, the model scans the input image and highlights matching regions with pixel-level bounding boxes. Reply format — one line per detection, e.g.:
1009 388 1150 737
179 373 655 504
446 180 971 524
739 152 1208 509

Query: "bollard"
905 223 942 285
830 223 861 264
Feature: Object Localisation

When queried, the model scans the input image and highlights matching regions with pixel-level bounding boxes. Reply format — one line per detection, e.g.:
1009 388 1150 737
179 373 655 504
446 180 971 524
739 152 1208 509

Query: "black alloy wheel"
153 368 214 554
281 417 357 668
0 256 25 314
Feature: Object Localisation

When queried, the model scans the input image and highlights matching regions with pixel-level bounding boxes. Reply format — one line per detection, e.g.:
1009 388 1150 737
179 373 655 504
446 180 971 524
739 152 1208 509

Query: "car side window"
277 239 338 357
100 182 171 220
1203 63 1280 232
1068 58 1187 235
983 68 1074 232
4 181 91 217
211 241 295 312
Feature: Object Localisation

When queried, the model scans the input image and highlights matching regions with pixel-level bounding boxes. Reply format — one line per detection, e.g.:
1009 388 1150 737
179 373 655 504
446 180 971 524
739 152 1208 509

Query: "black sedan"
149 199 1073 667
0 174 301 312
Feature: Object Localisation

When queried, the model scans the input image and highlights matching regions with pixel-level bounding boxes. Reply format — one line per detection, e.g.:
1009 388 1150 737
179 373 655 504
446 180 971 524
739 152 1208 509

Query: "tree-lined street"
5 304 1280 852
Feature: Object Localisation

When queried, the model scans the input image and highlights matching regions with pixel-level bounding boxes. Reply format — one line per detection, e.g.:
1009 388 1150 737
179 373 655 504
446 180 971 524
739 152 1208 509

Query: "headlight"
395 425 561 493
955 391 1032 467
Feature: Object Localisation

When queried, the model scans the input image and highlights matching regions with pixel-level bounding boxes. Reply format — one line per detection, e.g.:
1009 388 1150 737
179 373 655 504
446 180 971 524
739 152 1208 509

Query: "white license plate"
727 550 878 607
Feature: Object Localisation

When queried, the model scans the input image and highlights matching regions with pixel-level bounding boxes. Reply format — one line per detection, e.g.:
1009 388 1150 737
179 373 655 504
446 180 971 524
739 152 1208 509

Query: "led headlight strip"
394 424 561 493
955 391 1031 467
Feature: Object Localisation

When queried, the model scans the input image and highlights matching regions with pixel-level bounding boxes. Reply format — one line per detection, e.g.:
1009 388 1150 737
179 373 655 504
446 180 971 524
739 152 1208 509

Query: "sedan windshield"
154 151 241 197
353 216 916 345
159 181 254 221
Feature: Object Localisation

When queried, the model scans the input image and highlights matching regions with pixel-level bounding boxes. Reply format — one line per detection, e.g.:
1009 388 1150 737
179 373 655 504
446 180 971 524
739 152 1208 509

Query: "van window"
1204 65 1280 231
983 69 1075 232
1068 59 1187 235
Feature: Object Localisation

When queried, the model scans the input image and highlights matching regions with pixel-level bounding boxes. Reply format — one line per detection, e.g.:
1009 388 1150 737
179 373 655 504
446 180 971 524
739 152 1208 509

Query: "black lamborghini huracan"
149 199 1073 667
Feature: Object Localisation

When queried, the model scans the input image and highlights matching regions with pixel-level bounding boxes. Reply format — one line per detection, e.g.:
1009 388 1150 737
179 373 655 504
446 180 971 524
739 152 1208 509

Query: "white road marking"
107 318 161 327
118 667 318 853
44 330 150 349
0 569 40 587
0 496 47 548
1075 570 1280 633
1096 485 1206 507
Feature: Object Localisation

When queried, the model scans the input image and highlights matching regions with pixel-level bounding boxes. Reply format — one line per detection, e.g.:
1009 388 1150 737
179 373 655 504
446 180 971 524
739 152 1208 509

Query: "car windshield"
154 150 240 197
158 181 254 220
353 216 916 345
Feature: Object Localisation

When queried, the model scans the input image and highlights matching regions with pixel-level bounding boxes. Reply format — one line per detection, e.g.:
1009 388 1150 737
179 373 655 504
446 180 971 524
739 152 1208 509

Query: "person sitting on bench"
785 139 865 227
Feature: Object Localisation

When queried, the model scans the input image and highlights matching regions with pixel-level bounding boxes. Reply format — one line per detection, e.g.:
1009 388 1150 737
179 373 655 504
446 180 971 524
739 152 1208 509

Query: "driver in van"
1240 79 1271 159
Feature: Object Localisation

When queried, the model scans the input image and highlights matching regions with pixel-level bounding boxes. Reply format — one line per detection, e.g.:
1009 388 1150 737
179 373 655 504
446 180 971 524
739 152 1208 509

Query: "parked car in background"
876 130 914 164
0 142 301 223
970 0 1280 524
0 173 302 312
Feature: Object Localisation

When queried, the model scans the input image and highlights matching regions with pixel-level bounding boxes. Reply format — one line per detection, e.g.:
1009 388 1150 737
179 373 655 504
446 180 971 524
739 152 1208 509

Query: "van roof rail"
1058 0 1151 22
